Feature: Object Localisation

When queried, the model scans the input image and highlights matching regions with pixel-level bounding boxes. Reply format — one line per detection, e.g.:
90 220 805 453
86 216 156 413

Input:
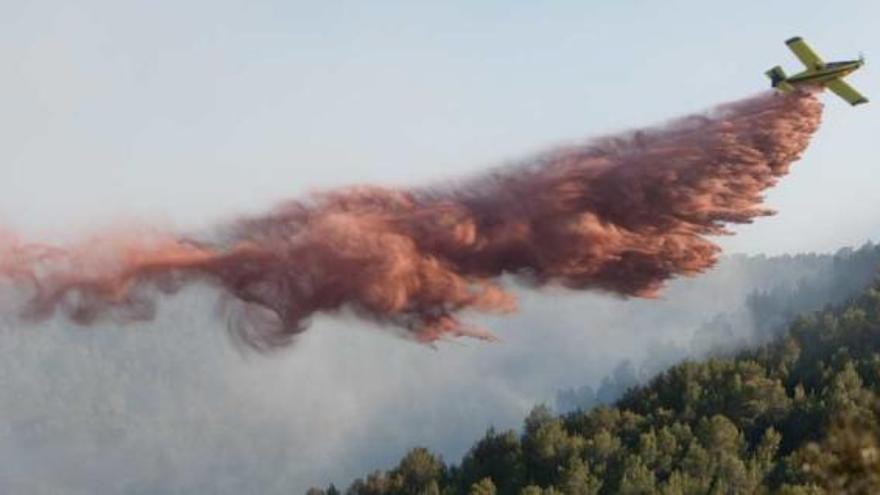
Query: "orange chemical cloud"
0 91 823 349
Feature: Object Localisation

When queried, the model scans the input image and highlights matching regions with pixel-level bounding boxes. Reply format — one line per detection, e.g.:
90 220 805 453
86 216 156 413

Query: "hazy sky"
2 0 878 254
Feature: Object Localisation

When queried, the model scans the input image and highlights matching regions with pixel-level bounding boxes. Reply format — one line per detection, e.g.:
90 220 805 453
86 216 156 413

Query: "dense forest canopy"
315 254 880 494
557 242 880 414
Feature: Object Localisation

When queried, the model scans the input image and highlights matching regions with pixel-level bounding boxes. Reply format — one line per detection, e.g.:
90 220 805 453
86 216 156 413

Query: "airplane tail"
765 66 795 92
765 66 787 87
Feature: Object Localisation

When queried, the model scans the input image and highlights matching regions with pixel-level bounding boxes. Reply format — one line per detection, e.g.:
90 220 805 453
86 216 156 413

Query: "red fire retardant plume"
0 91 823 349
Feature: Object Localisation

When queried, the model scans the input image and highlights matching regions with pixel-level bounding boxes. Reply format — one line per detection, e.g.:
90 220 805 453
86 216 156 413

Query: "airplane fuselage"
786 59 864 87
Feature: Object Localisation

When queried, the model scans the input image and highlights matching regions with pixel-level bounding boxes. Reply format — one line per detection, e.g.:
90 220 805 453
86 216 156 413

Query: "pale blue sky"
1 0 878 254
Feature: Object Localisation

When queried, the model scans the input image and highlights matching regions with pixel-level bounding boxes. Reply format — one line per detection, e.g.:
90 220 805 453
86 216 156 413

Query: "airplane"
766 37 868 106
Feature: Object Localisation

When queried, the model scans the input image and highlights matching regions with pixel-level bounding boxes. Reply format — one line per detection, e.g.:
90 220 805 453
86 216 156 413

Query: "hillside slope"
3 246 879 494
557 243 880 414
319 274 880 494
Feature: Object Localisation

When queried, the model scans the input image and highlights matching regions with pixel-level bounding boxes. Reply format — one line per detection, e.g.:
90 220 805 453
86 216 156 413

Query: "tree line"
311 274 880 493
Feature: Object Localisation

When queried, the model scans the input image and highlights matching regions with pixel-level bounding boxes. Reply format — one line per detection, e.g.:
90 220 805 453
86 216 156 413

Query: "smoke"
0 91 822 348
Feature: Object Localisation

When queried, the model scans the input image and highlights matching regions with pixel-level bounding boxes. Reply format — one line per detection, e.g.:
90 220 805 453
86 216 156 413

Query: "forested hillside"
3 245 879 493
316 266 880 493
556 242 880 414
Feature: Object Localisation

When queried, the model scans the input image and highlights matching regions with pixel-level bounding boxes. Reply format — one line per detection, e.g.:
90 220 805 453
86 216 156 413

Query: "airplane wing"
826 78 869 106
786 37 825 69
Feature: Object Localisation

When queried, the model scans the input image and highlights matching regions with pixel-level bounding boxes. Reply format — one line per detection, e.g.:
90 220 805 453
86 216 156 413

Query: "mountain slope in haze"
556 242 880 414
2 245 880 494
320 258 880 494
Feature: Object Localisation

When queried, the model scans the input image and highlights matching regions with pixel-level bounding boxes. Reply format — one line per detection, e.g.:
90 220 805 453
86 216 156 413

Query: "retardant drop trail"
0 91 823 349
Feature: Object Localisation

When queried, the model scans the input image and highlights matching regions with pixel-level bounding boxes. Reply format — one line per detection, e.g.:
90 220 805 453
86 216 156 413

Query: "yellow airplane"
766 37 868 106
